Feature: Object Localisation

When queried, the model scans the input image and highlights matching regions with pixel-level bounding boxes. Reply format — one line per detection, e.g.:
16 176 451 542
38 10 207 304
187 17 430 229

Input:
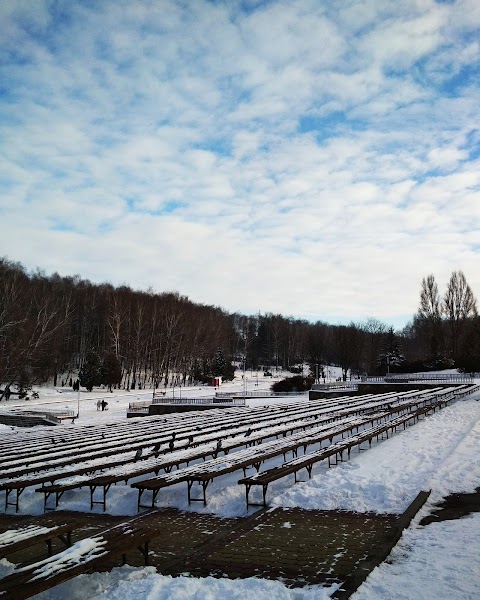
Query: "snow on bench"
130 410 400 509
0 514 153 600
0 513 89 559
3 388 447 512
238 395 458 507
0 394 388 505
35 389 451 512
0 390 450 512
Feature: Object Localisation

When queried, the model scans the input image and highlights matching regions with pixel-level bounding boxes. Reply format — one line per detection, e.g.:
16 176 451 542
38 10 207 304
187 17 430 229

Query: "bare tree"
444 270 477 360
0 260 72 398
362 317 387 375
418 274 443 362
332 323 364 381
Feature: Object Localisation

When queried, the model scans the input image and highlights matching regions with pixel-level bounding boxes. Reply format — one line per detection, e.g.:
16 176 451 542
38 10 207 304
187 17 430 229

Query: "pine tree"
101 353 122 392
213 349 226 377
377 328 405 374
79 350 101 392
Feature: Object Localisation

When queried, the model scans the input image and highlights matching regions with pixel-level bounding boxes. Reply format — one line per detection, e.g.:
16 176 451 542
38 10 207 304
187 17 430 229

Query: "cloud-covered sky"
1 0 479 329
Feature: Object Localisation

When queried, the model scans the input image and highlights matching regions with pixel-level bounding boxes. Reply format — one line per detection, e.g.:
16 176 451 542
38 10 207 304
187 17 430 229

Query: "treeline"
1 258 479 398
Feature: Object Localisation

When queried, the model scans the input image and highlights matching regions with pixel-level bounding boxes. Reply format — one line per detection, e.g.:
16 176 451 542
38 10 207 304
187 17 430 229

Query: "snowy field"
0 371 479 599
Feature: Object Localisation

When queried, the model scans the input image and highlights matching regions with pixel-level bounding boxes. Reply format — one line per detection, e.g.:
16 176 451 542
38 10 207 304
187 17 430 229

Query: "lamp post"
242 332 247 398
243 359 247 397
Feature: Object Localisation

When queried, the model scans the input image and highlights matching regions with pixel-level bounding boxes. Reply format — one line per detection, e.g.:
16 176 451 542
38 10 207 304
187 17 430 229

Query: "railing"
128 401 151 412
152 396 246 406
215 391 273 398
385 373 472 383
311 382 358 391
0 408 76 425
362 373 474 384
215 391 309 398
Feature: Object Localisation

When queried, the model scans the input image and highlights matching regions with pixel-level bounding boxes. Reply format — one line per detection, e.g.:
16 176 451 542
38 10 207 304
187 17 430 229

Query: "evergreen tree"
79 350 101 392
457 316 480 373
213 349 226 377
101 353 122 392
377 327 405 374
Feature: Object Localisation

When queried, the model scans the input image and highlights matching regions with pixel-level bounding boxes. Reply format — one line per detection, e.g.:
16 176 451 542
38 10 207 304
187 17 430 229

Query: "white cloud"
1 0 479 328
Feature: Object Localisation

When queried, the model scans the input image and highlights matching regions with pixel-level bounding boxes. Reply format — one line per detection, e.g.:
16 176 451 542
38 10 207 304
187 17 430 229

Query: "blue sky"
1 0 479 329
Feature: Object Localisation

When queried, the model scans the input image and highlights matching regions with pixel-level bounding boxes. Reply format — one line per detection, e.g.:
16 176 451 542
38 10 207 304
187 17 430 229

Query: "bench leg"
245 483 251 507
55 490 65 508
6 488 25 512
103 484 112 511
43 489 56 512
244 483 268 509
137 488 158 511
262 484 268 508
137 541 150 566
187 480 209 505
57 531 73 549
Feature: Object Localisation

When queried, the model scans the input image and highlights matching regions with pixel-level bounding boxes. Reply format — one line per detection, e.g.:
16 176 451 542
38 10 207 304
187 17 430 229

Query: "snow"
351 514 480 600
0 370 479 599
270 399 480 514
26 538 108 582
0 525 58 548
24 567 338 600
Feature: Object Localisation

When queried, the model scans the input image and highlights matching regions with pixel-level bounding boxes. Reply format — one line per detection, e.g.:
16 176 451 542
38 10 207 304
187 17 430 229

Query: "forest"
1 256 479 399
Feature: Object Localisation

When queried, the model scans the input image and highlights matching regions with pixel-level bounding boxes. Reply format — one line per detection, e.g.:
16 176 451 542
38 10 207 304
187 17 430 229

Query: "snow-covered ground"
0 371 479 599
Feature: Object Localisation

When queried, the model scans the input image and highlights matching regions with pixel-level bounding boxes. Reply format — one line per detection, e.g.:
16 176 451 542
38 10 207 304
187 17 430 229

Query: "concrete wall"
309 382 455 400
148 403 234 416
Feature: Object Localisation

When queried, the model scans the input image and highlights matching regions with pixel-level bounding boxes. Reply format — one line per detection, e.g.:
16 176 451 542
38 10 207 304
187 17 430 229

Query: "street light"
243 358 247 397
242 332 247 398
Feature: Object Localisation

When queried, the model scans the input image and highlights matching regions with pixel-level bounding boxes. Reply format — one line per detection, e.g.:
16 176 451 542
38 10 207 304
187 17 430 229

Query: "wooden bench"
3 389 450 512
0 391 399 470
34 442 218 511
0 514 153 600
130 412 387 509
238 398 454 507
0 513 89 559
27 410 392 512
239 443 345 507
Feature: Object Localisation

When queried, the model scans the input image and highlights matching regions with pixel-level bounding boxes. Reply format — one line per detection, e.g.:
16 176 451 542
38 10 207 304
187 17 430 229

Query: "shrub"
271 375 314 393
